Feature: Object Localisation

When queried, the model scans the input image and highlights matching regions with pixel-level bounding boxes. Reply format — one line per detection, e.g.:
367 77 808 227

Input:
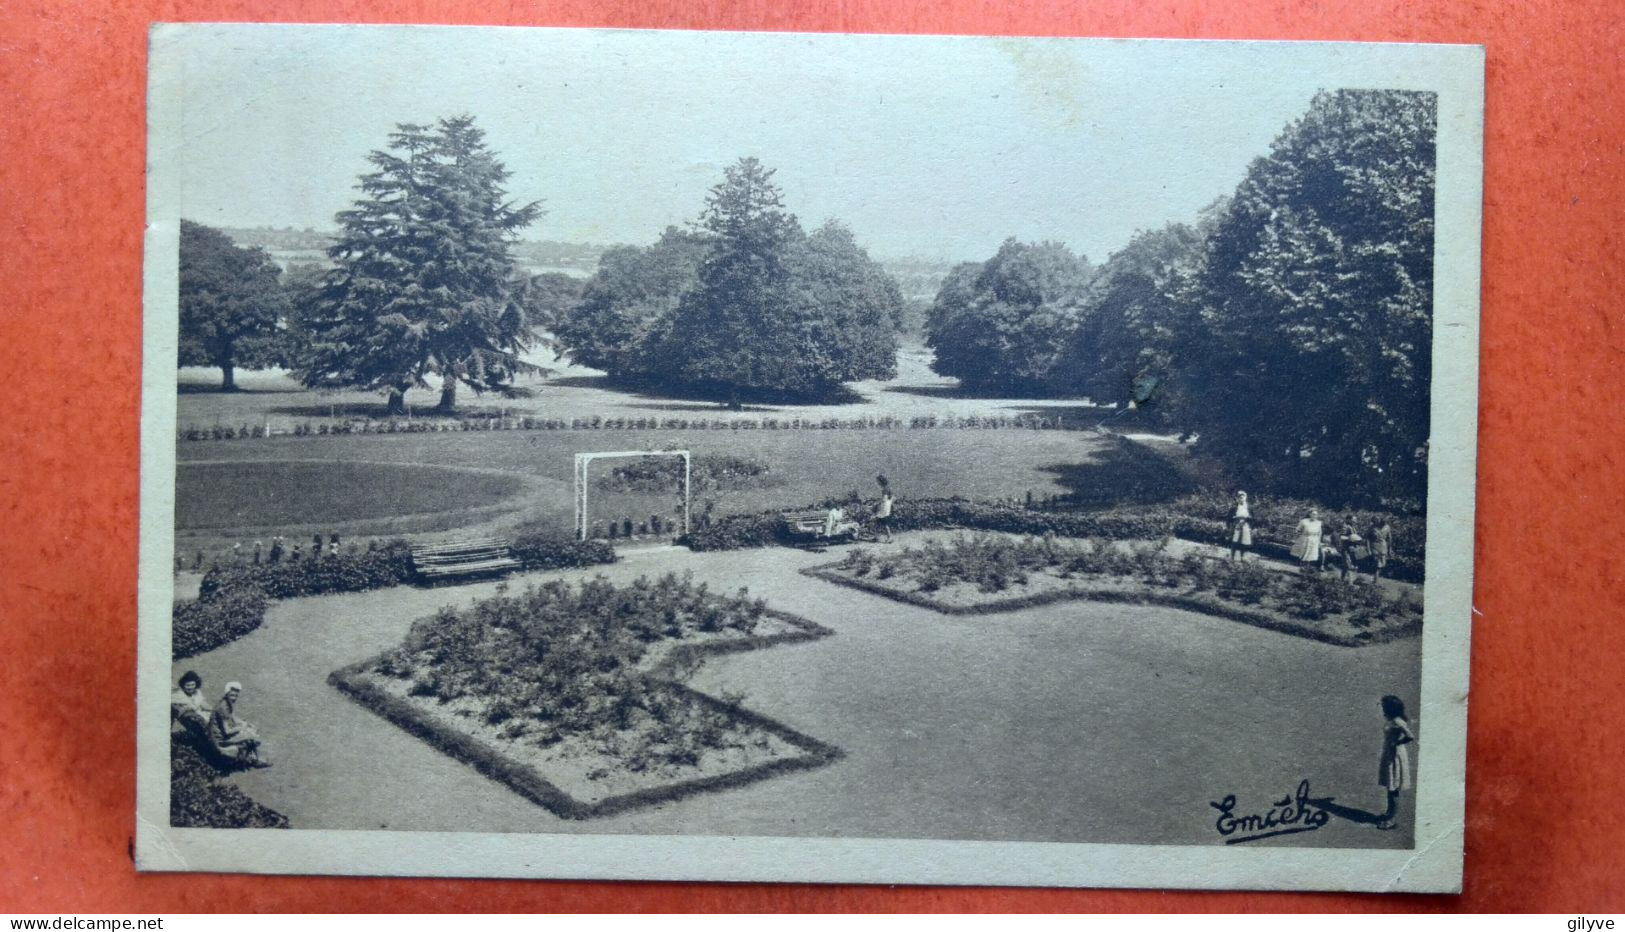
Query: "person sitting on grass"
210 682 270 768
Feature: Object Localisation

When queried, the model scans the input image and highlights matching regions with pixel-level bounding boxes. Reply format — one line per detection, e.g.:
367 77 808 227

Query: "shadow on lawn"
1037 438 1199 508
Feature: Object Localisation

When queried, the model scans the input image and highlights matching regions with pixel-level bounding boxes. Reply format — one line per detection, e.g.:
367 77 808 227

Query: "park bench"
410 535 521 584
779 509 865 549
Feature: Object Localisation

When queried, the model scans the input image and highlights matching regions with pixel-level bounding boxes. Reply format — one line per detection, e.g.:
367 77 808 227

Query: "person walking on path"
1227 491 1253 562
1376 695 1416 830
1370 519 1393 582
1290 508 1326 571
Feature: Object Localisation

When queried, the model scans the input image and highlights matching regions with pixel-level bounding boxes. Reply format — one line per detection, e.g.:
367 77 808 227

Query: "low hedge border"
175 536 617 660
327 609 841 820
801 564 1419 648
179 412 1103 441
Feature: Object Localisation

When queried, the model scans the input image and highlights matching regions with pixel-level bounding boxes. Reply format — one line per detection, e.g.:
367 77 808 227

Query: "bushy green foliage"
924 239 1092 392
173 584 269 659
375 573 765 745
200 542 416 600
292 116 541 413
507 535 616 570
170 734 290 828
178 221 290 390
1175 90 1437 503
555 159 902 398
596 453 772 494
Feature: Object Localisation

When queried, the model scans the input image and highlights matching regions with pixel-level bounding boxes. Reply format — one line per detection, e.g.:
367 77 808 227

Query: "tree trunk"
220 364 236 392
386 387 408 416
437 379 457 412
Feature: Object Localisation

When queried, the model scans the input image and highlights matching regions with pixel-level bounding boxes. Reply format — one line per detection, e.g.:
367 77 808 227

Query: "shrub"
169 734 289 828
508 535 616 571
200 541 415 600
172 585 269 659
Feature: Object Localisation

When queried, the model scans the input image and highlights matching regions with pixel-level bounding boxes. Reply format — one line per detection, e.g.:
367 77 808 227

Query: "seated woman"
823 506 861 540
170 670 210 730
210 682 270 768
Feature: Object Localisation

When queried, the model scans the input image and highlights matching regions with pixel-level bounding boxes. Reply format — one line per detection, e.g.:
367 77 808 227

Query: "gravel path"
173 534 1419 847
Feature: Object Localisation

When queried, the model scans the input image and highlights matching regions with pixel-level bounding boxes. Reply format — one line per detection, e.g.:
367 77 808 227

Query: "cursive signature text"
1209 780 1330 844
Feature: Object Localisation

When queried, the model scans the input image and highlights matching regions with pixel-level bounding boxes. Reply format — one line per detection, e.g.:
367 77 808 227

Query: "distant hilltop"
217 226 958 298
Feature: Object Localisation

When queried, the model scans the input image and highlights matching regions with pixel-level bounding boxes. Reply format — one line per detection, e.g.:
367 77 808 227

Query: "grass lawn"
176 341 1137 433
176 427 1124 553
177 460 530 531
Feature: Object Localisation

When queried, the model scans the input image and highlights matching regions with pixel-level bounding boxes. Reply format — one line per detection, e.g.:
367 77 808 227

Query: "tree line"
921 89 1436 504
180 88 1435 504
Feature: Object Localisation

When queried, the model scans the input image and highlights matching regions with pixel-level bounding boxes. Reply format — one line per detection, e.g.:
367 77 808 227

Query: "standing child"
1377 695 1416 830
875 486 895 542
1227 491 1253 562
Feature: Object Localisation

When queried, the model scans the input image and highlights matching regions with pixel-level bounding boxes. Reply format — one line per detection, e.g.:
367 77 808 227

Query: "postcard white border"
137 25 1482 892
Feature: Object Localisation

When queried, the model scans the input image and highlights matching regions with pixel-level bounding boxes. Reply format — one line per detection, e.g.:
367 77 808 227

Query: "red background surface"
2 0 1622 913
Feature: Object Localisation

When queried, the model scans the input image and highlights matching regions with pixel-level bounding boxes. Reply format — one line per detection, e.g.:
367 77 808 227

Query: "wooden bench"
411 536 521 583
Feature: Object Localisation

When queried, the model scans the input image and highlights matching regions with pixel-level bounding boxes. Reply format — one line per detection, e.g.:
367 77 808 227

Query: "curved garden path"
174 535 1419 848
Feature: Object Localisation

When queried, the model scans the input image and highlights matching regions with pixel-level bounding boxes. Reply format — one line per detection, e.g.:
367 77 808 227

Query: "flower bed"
806 534 1423 647
328 573 840 819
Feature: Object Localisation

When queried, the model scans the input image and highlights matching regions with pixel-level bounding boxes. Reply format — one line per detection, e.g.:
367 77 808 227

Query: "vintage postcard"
137 24 1483 890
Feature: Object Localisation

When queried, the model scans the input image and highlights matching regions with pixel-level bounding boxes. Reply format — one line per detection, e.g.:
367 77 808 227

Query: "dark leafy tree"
555 226 707 381
1055 221 1208 407
178 221 289 390
555 158 903 400
667 157 805 400
923 238 1092 393
1180 89 1437 504
293 116 540 414
514 271 587 331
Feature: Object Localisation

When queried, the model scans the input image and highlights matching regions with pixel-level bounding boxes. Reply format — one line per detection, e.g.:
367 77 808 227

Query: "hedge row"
179 412 1099 441
176 535 616 660
681 497 1182 553
173 585 269 660
682 496 1425 583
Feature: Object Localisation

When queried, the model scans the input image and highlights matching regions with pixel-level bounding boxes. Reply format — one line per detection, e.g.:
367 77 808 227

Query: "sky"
155 26 1435 263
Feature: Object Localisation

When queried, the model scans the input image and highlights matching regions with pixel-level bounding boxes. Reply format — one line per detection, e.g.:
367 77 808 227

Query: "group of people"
234 533 344 565
1226 492 1396 582
171 670 270 769
822 478 896 543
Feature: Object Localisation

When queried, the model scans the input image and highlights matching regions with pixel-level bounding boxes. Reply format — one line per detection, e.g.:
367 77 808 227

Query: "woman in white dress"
1290 507 1325 571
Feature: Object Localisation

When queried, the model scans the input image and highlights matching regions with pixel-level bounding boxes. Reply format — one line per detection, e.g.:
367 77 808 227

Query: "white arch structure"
573 450 691 541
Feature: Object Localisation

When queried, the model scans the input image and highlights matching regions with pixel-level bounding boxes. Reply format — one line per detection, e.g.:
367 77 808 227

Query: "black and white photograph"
137 25 1482 890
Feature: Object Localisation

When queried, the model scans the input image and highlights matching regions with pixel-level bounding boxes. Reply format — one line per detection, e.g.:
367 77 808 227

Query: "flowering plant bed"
328 573 839 819
805 535 1422 647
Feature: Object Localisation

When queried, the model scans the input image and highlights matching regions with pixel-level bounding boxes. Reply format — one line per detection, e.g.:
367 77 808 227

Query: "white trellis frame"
573 450 691 541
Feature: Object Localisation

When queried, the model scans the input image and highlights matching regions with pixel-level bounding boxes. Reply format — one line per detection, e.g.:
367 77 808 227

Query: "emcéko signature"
1209 780 1330 844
